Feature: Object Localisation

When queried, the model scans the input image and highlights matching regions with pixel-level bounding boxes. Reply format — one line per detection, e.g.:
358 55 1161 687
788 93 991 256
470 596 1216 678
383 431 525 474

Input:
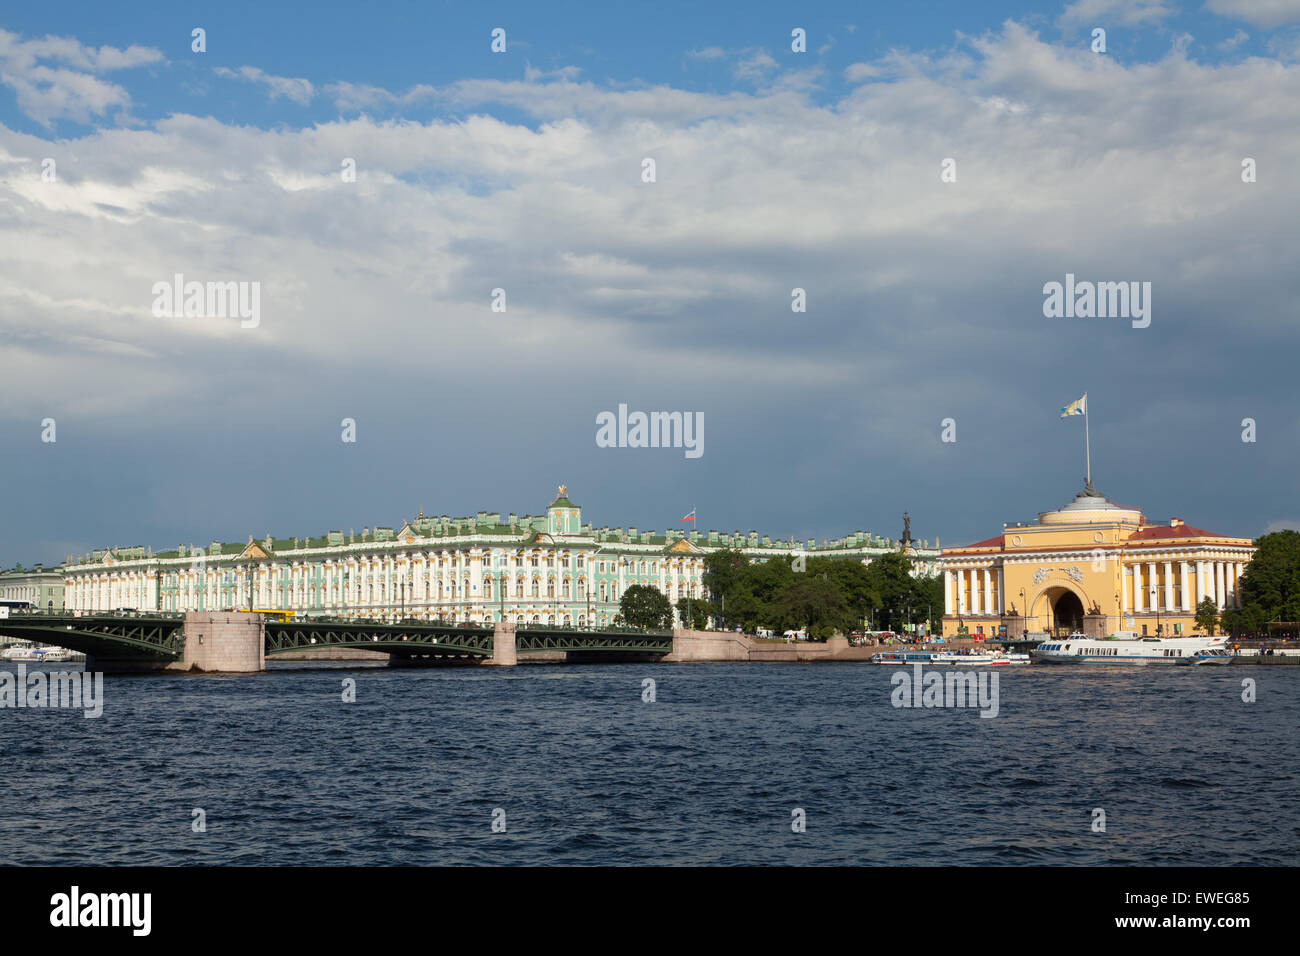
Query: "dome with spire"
1037 478 1143 525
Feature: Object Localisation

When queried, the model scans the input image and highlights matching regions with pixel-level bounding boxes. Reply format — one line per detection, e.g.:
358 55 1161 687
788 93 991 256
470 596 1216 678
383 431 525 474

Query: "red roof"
959 535 1004 550
1127 523 1220 541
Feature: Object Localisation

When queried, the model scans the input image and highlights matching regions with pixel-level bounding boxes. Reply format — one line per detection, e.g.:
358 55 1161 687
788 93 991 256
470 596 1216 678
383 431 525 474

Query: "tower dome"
1037 480 1143 525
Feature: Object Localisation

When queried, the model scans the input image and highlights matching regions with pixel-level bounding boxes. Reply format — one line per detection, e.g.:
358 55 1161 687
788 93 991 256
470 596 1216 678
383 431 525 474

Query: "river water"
0 661 1295 865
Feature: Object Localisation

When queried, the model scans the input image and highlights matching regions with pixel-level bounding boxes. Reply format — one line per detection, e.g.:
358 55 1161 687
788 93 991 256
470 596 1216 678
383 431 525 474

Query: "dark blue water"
1 662 1296 865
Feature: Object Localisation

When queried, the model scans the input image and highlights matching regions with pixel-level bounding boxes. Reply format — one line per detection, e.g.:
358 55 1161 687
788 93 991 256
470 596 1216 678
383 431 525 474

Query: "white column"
1215 561 1226 610
957 569 967 614
1147 561 1158 611
971 569 981 615
944 570 954 616
1180 561 1191 611
982 569 992 616
996 567 1004 615
1163 560 1174 611
1134 564 1144 612
1229 562 1239 608
1120 565 1128 616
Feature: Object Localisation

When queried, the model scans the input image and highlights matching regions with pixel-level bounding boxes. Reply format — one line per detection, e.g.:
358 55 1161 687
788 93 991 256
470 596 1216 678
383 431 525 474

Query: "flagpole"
1084 393 1091 486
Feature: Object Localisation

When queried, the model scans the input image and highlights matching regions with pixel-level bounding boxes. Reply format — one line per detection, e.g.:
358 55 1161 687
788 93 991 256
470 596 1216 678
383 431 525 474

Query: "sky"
2 0 1299 568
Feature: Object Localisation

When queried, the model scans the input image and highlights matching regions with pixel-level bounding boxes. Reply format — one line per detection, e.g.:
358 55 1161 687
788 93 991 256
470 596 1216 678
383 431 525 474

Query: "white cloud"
1206 0 1300 29
1058 0 1178 28
0 28 164 126
1218 28 1252 48
733 50 778 83
214 66 314 105
844 62 883 82
0 18 1297 516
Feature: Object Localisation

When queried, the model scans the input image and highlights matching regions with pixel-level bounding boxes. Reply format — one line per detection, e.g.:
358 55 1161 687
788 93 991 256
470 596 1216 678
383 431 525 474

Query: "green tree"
703 548 748 602
675 596 709 630
808 556 879 631
1230 530 1300 636
620 584 673 629
909 571 945 634
864 551 917 631
1194 596 1219 635
777 575 848 640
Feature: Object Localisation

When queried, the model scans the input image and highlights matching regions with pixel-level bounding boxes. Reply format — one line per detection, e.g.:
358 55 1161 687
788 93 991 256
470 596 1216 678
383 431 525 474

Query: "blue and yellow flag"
1060 395 1087 418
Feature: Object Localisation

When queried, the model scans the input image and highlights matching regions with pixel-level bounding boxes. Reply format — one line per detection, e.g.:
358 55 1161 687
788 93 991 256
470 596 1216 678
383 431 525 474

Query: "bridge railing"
3 609 186 621
514 622 674 637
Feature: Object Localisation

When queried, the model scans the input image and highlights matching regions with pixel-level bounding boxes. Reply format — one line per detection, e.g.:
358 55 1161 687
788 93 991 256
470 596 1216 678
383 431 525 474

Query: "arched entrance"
1051 590 1084 636
1027 584 1089 636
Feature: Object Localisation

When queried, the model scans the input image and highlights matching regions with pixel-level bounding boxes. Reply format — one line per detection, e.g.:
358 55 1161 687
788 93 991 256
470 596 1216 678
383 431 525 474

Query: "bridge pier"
486 622 517 666
166 612 265 673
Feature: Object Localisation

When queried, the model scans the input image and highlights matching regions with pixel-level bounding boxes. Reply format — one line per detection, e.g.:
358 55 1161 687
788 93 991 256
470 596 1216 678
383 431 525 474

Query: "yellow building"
939 481 1255 640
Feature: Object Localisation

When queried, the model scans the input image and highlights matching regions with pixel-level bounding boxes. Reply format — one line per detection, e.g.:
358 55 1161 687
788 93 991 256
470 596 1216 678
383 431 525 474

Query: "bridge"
0 611 675 672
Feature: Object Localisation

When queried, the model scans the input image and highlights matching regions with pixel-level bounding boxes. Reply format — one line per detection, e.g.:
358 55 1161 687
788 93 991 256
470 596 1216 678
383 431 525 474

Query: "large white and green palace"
60 486 939 626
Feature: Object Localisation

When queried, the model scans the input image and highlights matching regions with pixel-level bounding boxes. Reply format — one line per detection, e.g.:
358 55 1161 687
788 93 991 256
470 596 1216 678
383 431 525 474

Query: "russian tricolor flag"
681 510 696 522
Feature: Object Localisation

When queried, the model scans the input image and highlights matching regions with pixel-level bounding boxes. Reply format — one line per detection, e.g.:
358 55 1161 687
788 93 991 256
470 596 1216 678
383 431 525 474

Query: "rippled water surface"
1 661 1296 865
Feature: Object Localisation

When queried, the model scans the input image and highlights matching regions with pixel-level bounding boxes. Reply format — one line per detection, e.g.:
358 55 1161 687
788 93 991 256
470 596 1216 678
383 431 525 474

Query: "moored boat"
1175 647 1235 665
930 651 1030 665
1029 632 1228 664
872 650 936 664
0 643 80 663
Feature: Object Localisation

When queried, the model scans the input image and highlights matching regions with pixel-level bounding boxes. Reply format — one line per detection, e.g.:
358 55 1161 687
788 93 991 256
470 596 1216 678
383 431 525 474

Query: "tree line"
1215 530 1300 637
619 548 943 639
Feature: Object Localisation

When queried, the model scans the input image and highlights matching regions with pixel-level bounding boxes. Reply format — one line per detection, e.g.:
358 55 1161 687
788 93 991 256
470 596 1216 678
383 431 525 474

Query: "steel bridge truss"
265 620 495 657
0 613 185 659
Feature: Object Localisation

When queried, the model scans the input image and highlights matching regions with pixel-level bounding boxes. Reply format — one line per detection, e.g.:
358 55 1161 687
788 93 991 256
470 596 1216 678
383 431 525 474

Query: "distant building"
939 481 1255 640
0 566 66 611
62 486 939 625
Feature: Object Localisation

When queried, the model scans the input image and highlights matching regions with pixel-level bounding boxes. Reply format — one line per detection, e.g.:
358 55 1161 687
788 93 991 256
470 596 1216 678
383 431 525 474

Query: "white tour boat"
929 651 1030 666
1029 632 1229 665
0 643 78 663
